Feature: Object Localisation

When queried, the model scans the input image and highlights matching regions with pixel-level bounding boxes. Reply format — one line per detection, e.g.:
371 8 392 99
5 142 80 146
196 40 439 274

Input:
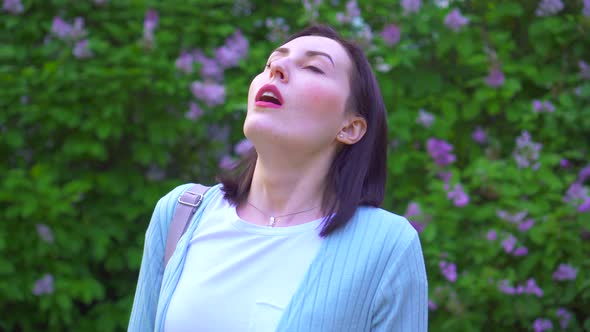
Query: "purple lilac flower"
579 198 590 212
143 9 158 45
381 24 401 46
498 210 527 224
219 155 236 170
532 100 555 113
439 261 457 282
447 184 469 207
584 0 590 17
33 274 54 296
3 0 23 14
234 138 253 156
535 0 564 16
51 17 73 40
94 0 108 5
36 224 54 243
563 182 588 205
444 9 469 32
427 138 456 166
265 17 290 43
416 109 434 128
513 131 542 170
438 171 453 183
579 163 590 183
175 51 193 74
525 278 543 297
302 0 321 20
401 0 421 14
533 318 553 332
472 126 487 144
73 39 92 59
190 81 226 107
146 164 165 181
560 159 569 168
195 54 224 80
486 230 497 241
556 308 572 329
498 280 516 294
404 202 426 233
485 67 505 88
502 234 516 253
518 218 535 232
185 102 203 120
216 30 249 68
553 264 578 281
513 246 528 256
579 61 590 79
428 299 437 310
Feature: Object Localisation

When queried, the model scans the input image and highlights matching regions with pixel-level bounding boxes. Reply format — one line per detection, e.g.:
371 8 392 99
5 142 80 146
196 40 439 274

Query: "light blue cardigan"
128 184 428 331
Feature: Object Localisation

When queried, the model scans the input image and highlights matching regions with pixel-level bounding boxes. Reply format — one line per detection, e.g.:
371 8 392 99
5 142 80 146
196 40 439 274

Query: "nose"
269 59 289 82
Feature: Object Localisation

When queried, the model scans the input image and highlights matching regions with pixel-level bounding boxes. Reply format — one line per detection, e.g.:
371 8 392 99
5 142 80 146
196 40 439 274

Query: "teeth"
261 91 278 99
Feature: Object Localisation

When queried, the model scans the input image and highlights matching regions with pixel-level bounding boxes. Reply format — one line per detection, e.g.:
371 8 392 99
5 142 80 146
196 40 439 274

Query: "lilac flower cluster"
191 82 226 107
427 138 456 166
532 100 555 113
143 9 158 48
472 126 487 144
584 0 590 16
50 16 92 59
265 17 290 43
532 318 553 332
416 109 434 128
302 0 321 21
563 164 590 212
176 30 249 119
36 224 54 243
33 274 54 296
3 0 23 14
401 0 422 15
535 0 564 16
513 131 542 170
439 260 457 282
499 233 528 256
580 60 590 80
552 263 577 281
497 210 535 232
498 278 543 297
446 184 469 207
556 308 572 329
336 0 361 24
444 9 469 32
234 138 253 156
381 24 401 47
404 202 426 233
485 67 505 88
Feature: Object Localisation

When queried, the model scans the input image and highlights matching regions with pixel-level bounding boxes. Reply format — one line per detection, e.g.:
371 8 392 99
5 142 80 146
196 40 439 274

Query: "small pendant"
268 216 276 227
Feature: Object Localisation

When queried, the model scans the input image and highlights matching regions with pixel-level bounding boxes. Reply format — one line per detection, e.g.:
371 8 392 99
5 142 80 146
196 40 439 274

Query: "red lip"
255 84 284 108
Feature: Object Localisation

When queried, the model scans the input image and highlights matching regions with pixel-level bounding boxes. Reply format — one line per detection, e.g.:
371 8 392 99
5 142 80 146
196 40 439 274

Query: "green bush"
1 0 589 331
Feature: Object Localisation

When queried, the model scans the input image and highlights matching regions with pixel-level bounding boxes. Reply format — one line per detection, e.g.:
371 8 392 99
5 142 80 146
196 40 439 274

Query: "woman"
129 25 428 331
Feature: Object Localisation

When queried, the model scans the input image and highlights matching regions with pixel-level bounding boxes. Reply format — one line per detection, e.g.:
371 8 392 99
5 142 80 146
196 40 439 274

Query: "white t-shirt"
164 192 324 332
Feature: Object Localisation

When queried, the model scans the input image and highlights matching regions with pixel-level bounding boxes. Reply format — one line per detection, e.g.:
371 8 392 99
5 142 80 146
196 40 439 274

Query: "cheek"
301 82 347 115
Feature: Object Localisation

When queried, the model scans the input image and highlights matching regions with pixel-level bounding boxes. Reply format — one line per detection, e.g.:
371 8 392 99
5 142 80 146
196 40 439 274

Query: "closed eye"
304 66 324 74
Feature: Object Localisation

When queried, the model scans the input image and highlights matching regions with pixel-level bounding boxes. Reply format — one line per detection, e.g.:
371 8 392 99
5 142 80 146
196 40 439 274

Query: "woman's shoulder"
342 206 419 254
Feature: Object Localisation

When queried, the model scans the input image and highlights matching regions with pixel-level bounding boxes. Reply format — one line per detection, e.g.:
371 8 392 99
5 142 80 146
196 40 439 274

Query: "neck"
241 149 335 226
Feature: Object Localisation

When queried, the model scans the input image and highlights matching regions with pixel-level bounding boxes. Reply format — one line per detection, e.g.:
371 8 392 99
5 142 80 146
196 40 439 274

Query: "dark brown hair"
218 24 388 237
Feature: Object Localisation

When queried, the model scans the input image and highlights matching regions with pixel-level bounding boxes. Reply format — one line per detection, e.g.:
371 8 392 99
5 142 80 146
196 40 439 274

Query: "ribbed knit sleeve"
127 184 193 332
371 231 428 331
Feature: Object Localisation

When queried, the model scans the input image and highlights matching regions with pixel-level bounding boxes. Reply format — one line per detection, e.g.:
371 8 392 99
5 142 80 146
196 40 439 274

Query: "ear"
336 115 367 145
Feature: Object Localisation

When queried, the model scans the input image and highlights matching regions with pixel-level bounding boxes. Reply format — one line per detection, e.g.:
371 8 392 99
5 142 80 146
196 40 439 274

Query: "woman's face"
244 35 353 154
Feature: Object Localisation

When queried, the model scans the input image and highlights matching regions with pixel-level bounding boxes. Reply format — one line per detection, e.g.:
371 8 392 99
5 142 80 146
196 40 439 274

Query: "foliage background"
1 0 589 331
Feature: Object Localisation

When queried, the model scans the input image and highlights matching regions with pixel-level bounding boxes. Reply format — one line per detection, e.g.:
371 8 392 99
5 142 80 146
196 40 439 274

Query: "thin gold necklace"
246 201 320 227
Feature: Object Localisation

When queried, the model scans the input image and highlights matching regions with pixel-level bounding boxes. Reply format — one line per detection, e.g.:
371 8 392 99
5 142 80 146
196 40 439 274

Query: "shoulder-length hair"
218 24 388 237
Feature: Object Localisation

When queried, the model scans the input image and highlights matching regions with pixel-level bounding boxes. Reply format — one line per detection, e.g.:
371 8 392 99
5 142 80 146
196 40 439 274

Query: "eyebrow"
272 47 335 67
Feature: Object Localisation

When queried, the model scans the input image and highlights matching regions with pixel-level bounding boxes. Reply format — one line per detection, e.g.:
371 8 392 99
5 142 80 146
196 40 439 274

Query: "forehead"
276 36 352 71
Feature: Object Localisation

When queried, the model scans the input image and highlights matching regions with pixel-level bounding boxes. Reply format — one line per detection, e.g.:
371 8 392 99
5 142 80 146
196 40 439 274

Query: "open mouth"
255 84 283 108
